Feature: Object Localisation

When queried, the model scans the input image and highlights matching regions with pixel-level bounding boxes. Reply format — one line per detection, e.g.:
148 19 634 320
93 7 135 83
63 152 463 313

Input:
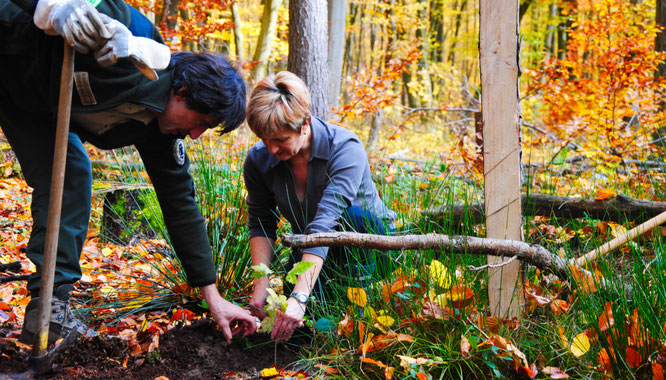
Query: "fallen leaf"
377 315 395 327
653 362 664 380
550 299 570 315
314 364 339 374
598 302 614 332
347 287 367 307
260 366 279 378
595 188 616 200
429 260 451 288
570 332 590 357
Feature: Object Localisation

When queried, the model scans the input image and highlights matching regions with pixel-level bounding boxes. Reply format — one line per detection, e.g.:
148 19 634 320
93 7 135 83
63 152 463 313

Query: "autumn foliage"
527 0 666 165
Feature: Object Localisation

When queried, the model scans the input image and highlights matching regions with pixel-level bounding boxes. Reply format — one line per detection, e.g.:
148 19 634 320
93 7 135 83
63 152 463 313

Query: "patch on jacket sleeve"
172 139 186 166
74 72 97 106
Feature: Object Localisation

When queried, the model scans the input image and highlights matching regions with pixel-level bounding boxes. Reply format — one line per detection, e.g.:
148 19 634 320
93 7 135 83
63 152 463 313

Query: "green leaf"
286 261 315 284
250 263 273 279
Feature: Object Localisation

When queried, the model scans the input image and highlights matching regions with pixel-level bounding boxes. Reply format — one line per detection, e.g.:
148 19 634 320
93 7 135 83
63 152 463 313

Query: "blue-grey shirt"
244 117 396 260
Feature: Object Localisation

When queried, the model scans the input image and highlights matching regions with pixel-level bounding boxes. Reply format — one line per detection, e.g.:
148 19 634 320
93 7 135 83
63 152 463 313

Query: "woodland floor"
0 320 307 379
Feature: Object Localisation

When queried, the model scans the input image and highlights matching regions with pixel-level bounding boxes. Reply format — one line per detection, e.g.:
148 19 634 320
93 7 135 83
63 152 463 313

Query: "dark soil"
0 320 308 379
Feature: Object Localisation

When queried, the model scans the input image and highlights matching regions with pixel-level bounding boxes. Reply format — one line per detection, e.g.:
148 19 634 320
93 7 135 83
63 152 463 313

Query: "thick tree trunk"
288 0 329 117
424 193 666 225
328 0 346 109
252 0 284 80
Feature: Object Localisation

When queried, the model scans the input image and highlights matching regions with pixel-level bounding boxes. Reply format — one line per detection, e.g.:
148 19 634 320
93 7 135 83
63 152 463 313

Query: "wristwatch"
289 292 309 304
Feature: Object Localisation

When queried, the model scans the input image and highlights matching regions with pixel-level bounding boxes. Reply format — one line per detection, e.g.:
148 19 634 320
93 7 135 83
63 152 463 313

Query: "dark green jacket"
0 0 217 287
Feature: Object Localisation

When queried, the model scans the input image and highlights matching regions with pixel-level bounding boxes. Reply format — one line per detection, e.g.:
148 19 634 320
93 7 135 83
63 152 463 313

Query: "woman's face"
261 119 311 161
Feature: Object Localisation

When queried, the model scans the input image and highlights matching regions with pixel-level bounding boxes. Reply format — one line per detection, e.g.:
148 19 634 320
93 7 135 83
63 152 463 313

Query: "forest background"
2 0 666 378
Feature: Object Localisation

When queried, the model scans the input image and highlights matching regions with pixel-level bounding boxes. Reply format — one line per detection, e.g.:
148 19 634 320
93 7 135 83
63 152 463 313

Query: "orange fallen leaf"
652 362 664 380
446 285 474 309
594 188 616 201
550 299 570 315
361 357 387 368
626 347 642 369
314 364 339 374
598 302 614 332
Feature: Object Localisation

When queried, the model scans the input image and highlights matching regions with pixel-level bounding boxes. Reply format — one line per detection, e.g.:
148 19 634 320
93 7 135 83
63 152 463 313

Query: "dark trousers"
286 206 393 300
0 75 92 298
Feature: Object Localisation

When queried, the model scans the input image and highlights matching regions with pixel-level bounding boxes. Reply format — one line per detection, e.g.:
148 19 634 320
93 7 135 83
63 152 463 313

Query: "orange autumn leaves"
335 260 545 379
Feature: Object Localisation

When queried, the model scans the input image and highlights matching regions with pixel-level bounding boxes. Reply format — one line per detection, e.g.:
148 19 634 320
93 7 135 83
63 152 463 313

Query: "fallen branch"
572 210 666 267
424 193 666 225
282 232 570 280
282 232 632 295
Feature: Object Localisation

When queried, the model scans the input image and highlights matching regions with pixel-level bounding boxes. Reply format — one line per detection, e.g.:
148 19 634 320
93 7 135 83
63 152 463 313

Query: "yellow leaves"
347 287 367 308
429 260 451 288
376 315 395 327
260 367 279 378
570 331 591 357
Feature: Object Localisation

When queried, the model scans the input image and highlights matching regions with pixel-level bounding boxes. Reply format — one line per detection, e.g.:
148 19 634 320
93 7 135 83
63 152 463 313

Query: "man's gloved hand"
94 14 170 78
34 0 112 54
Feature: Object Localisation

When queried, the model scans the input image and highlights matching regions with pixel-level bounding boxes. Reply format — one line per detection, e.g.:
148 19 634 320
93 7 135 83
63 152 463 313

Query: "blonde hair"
246 71 312 139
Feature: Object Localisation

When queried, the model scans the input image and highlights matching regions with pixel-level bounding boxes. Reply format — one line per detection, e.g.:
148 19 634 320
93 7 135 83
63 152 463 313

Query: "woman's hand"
271 297 306 342
250 277 270 319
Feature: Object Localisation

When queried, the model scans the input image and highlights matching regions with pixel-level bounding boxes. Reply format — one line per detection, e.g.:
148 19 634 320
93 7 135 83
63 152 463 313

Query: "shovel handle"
32 43 75 359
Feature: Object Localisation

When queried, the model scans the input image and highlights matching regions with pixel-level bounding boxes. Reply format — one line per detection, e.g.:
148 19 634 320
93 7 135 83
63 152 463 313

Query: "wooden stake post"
480 0 524 318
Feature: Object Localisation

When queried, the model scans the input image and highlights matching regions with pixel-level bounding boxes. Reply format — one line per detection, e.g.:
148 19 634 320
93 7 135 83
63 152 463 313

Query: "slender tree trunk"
328 0 347 109
656 0 666 98
231 1 244 61
447 0 468 64
545 3 557 55
252 0 284 80
288 0 329 117
367 109 382 153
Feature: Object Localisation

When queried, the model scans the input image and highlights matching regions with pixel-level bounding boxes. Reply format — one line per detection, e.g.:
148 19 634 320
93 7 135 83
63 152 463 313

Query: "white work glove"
34 0 112 54
94 14 171 77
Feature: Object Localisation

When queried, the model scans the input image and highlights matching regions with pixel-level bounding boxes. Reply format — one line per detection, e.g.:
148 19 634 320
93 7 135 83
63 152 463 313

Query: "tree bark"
328 0 347 109
231 1 244 61
252 0 284 80
288 0 329 117
424 193 666 225
367 109 383 152
282 232 569 279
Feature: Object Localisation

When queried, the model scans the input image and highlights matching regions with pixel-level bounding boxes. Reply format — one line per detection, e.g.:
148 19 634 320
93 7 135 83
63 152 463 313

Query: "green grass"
91 136 666 379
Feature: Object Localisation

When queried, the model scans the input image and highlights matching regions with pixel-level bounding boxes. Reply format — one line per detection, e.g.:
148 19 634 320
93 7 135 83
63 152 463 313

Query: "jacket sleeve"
135 134 216 287
243 151 280 241
304 137 367 260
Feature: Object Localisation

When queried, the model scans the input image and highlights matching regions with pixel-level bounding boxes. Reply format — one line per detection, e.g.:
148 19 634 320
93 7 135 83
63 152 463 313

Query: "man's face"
156 89 219 139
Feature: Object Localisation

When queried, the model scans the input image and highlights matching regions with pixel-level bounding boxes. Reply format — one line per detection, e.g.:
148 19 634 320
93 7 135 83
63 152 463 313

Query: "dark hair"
170 51 246 134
